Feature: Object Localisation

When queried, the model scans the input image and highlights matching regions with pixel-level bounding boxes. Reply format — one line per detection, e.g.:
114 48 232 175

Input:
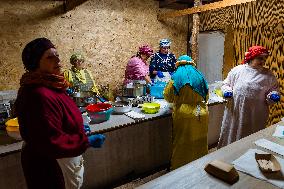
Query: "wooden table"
139 121 284 189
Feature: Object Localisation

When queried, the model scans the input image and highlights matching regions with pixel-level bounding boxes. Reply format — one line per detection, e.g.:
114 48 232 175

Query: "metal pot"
122 80 146 97
112 101 132 114
0 103 9 128
71 92 96 107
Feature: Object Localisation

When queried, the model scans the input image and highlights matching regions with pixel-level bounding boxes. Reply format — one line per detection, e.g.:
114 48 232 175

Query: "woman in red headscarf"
124 44 153 84
218 46 280 148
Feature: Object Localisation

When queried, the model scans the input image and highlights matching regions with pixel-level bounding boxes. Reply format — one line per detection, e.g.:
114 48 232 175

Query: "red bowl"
86 103 112 113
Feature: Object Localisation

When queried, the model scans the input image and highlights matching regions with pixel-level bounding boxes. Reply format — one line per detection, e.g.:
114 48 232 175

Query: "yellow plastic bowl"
142 102 160 114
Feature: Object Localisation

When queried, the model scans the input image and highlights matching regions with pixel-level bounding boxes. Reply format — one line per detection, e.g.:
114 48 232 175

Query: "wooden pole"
191 0 202 65
158 0 257 20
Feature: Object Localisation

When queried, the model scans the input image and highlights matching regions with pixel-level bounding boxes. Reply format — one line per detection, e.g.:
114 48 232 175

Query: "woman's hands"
157 71 165 78
88 134 106 148
223 91 233 98
84 124 106 148
267 91 280 103
83 124 91 135
66 88 74 95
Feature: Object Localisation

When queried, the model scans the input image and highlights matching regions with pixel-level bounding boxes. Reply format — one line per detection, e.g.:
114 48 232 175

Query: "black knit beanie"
22 38 55 71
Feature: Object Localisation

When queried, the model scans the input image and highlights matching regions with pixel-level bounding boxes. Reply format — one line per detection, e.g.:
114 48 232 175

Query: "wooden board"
158 0 257 20
191 0 202 64
199 0 284 125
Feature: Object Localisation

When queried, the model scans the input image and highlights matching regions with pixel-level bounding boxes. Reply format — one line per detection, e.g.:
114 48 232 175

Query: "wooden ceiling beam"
158 0 257 20
159 0 181 8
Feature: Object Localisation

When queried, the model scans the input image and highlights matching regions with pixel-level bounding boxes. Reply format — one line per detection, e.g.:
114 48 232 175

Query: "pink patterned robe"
124 57 149 83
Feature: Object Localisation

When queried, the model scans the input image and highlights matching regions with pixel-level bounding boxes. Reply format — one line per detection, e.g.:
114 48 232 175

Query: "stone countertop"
0 141 23 157
88 96 227 134
0 100 172 155
0 98 223 155
207 93 227 106
89 100 172 134
207 100 227 106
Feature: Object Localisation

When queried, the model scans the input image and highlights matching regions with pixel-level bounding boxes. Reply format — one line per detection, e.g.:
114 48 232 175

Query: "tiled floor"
115 147 217 189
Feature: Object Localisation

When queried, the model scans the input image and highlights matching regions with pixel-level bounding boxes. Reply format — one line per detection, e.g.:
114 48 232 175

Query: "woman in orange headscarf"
218 46 280 148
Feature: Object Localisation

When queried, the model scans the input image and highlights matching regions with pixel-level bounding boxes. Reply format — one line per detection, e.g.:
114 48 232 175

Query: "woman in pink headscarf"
124 45 153 84
218 46 281 148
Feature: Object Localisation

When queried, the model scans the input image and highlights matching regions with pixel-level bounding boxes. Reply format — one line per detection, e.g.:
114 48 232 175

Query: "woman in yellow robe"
164 55 209 170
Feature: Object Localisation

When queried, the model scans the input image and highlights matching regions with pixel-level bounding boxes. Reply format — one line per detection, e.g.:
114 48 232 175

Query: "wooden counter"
83 103 173 188
0 99 225 189
84 116 172 188
0 105 173 189
139 122 284 189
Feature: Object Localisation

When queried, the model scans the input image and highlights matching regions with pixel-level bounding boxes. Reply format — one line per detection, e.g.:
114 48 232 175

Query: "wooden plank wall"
200 0 284 125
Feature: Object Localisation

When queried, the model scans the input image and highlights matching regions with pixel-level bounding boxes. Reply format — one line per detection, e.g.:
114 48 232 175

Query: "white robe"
218 64 279 148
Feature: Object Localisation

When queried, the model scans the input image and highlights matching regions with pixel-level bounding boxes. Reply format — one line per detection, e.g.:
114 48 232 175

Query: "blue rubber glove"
147 83 154 88
88 134 106 148
157 71 165 78
270 93 280 102
223 91 233 98
83 124 91 134
66 88 74 95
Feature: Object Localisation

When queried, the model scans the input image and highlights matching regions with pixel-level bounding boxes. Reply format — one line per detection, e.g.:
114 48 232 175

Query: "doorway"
197 31 225 84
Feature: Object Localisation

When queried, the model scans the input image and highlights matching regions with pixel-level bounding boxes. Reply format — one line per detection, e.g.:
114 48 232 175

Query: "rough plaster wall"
0 0 187 91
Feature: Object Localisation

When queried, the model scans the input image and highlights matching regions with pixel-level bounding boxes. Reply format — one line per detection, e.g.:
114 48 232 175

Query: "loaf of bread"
204 160 239 184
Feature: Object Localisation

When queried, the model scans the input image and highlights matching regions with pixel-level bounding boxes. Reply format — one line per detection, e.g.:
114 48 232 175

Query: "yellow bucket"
5 118 21 140
5 118 19 132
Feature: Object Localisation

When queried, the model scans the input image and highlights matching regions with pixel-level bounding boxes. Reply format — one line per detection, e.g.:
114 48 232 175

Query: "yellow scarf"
63 67 100 94
71 67 87 84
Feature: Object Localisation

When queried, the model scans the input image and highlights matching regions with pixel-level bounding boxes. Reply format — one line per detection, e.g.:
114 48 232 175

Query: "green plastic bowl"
142 102 160 114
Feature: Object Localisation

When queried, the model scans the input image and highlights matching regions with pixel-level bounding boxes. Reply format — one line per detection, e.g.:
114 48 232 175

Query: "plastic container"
112 101 132 114
142 102 160 114
86 103 113 124
5 117 21 140
150 82 167 99
255 153 281 173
